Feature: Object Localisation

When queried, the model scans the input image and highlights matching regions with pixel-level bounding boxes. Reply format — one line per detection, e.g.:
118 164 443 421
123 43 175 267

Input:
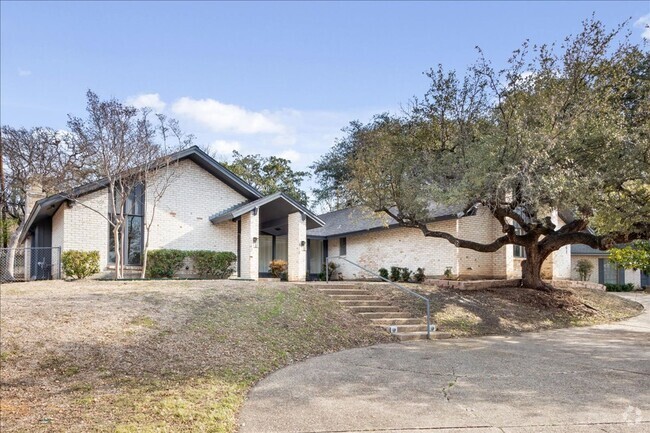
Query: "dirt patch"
0 280 391 432
361 283 643 337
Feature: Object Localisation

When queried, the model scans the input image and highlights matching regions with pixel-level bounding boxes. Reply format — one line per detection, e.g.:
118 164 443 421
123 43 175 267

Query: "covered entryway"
210 192 324 281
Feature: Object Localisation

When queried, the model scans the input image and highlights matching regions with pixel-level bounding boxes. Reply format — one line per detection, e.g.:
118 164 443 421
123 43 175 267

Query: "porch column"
240 210 259 280
287 211 307 281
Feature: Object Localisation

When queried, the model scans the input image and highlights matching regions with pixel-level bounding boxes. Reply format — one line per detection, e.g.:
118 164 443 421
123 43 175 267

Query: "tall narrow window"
339 237 347 256
108 183 144 266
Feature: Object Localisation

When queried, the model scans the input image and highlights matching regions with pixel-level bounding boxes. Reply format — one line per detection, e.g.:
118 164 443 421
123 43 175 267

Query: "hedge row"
146 249 237 279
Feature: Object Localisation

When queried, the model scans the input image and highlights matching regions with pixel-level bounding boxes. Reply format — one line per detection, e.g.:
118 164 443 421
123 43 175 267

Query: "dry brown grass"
0 280 391 432
362 283 644 337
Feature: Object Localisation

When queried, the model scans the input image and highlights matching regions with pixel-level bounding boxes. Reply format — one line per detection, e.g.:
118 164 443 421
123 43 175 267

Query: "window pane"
603 260 619 284
127 216 142 265
275 236 288 262
259 235 273 273
339 237 347 256
108 215 118 264
309 240 323 274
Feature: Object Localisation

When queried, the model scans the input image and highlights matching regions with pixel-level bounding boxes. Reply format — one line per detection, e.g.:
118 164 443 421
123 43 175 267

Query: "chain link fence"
0 247 61 284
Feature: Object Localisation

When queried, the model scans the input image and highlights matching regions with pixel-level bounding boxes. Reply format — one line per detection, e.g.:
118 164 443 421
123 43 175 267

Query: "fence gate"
0 247 62 284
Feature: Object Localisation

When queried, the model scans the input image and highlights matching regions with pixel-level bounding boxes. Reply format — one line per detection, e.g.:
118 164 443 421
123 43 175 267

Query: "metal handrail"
326 255 432 339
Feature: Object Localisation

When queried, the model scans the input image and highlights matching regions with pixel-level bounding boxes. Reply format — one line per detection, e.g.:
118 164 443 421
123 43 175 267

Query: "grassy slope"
363 283 644 337
1 281 643 432
0 281 391 432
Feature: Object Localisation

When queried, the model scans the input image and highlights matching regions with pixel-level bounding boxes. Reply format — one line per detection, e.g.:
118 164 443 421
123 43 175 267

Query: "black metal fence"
0 247 62 284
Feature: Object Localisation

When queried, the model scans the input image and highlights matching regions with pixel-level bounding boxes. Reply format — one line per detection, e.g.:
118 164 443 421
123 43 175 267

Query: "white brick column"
287 211 307 281
239 210 259 280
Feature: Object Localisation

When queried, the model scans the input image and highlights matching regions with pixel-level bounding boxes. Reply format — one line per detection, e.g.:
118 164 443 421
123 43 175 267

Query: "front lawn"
0 280 391 432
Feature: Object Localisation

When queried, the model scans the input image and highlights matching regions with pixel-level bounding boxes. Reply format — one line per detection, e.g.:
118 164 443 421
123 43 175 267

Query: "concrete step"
319 289 370 295
346 305 401 313
370 318 424 325
384 324 429 333
395 331 453 341
338 300 392 306
358 312 414 319
328 294 382 301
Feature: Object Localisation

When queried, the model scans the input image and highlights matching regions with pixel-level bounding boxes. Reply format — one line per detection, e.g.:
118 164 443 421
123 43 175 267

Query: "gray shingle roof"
307 203 465 238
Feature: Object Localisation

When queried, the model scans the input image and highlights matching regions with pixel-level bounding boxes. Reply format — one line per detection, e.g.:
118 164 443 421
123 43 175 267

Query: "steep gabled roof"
21 146 263 241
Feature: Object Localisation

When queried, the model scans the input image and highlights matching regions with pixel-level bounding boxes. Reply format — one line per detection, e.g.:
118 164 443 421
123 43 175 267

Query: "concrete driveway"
239 293 650 433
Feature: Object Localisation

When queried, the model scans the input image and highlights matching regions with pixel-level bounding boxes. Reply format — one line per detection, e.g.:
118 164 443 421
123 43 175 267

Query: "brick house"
20 146 572 282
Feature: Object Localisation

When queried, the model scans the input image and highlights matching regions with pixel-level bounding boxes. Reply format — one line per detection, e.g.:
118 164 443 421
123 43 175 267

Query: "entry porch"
210 192 325 281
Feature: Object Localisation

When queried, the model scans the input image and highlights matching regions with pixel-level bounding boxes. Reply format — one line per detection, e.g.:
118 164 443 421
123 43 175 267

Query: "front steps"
316 283 451 341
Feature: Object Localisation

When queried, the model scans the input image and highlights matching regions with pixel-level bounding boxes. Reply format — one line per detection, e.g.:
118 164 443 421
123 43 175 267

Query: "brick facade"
328 206 571 281
51 159 248 273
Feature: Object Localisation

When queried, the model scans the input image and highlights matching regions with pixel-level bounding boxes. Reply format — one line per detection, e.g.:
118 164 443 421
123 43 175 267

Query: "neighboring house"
19 145 574 282
571 245 649 288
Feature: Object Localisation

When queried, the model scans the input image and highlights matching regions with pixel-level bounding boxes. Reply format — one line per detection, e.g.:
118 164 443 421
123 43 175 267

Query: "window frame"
339 237 347 256
108 182 145 266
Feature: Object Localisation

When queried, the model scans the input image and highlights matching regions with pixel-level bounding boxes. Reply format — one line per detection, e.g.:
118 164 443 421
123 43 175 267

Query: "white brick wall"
52 159 250 272
59 188 110 270
287 212 307 281
328 222 458 280
327 206 572 281
239 210 259 280
145 159 245 253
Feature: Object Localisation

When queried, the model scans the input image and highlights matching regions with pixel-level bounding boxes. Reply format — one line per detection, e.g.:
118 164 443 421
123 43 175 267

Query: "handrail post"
426 300 431 339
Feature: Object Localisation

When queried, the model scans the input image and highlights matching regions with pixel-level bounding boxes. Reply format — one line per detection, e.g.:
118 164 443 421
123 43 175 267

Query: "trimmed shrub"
146 249 186 278
390 266 401 282
605 283 635 292
400 267 412 282
62 250 100 279
414 267 426 283
189 251 237 279
378 268 389 280
146 249 236 279
269 260 288 278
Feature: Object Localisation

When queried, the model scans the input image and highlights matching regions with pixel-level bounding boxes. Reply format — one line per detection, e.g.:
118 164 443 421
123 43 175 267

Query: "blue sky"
2 1 649 175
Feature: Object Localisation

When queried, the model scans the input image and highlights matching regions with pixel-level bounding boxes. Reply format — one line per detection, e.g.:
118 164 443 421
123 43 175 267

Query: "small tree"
574 259 594 281
67 91 190 279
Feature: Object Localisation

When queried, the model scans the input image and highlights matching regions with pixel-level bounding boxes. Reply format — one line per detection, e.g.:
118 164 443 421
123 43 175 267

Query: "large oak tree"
321 18 649 289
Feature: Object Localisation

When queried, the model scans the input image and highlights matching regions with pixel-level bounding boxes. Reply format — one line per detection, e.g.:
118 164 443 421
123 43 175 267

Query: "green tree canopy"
609 241 650 275
222 151 310 206
320 18 650 289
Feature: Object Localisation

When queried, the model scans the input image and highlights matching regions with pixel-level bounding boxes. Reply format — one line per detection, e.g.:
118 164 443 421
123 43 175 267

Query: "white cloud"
211 139 241 155
171 97 286 135
126 93 166 112
636 14 650 40
18 68 31 77
278 149 301 162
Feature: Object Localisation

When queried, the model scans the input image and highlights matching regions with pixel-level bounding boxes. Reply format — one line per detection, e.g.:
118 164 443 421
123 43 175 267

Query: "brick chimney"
25 181 46 219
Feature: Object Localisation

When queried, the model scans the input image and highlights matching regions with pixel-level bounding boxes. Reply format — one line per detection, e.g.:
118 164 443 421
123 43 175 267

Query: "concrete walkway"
239 293 650 433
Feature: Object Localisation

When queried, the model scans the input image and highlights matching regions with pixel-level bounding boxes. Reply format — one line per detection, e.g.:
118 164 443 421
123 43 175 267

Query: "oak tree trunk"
520 246 548 290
